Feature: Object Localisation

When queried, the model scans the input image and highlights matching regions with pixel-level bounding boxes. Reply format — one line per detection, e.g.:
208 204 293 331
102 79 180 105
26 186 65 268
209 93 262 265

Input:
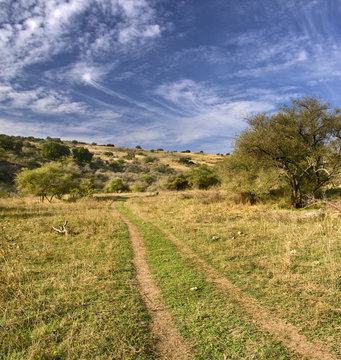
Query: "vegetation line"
130 206 336 360
114 203 192 360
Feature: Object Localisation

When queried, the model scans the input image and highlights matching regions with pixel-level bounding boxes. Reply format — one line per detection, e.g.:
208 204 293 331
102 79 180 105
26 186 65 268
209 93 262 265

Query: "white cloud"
0 84 87 114
0 0 162 80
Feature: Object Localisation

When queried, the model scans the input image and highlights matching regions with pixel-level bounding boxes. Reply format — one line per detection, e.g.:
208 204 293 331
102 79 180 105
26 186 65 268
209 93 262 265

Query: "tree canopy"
72 147 93 164
16 162 81 202
232 96 341 207
41 141 70 161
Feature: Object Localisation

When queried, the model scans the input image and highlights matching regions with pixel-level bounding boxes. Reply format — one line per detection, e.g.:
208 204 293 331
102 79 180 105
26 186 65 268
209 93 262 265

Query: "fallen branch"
52 220 70 235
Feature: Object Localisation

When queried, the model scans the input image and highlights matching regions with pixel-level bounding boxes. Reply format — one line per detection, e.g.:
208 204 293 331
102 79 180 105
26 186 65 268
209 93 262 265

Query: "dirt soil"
115 208 192 360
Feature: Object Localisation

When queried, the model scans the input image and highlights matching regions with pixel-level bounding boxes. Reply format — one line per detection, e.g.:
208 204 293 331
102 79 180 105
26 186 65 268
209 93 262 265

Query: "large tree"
16 162 80 202
233 96 341 207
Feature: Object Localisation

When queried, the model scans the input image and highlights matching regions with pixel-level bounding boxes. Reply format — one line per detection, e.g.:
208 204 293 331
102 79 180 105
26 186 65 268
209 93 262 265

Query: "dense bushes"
104 178 130 193
166 165 220 191
41 142 70 161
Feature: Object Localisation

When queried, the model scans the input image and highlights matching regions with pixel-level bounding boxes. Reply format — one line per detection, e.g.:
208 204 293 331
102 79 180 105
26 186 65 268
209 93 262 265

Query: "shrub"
103 151 114 157
104 178 130 193
109 159 126 172
178 156 195 166
41 142 70 161
72 147 93 164
0 134 23 153
187 165 220 189
166 174 190 191
143 156 158 163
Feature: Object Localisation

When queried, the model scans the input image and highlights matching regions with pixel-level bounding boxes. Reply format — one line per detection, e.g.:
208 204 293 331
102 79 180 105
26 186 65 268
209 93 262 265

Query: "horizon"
0 0 340 153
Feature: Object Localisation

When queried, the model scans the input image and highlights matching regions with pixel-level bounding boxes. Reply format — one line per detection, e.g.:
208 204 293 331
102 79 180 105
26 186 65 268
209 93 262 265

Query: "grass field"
1 191 340 359
0 198 155 359
124 190 341 358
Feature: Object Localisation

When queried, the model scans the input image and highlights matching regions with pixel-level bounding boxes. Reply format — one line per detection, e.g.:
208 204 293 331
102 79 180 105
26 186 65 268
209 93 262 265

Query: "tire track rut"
115 207 192 360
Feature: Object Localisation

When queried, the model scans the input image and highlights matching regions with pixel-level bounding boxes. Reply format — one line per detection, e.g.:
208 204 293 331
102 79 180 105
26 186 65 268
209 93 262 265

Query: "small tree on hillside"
16 162 80 202
41 141 70 161
72 147 93 164
233 96 341 207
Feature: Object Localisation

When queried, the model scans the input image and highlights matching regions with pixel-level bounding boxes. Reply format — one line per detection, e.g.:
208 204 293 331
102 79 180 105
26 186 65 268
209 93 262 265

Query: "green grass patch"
117 201 299 359
0 198 155 359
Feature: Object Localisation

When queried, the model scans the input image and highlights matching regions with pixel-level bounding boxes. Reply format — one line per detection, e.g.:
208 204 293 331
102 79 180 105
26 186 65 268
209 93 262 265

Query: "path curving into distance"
114 206 192 360
133 210 337 360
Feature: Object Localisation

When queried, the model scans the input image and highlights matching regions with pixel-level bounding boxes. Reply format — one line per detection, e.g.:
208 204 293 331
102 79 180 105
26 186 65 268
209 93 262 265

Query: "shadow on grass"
0 211 53 220
95 195 130 202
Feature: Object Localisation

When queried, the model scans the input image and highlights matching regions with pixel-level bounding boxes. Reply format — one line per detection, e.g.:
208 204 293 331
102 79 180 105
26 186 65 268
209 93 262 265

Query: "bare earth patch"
145 217 337 360
115 207 192 360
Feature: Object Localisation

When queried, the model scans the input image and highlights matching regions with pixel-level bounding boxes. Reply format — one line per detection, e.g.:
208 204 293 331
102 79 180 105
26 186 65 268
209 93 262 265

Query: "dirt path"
142 217 337 360
115 208 192 360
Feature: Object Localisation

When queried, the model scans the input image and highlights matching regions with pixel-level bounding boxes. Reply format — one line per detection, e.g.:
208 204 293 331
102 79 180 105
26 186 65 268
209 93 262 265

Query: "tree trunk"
291 177 303 208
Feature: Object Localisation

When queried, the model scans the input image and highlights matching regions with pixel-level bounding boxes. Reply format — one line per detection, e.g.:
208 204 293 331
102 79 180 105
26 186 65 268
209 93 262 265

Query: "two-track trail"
115 206 192 360
131 211 337 360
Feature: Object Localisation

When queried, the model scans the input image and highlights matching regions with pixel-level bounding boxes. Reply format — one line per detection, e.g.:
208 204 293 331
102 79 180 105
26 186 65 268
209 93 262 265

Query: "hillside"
0 134 224 195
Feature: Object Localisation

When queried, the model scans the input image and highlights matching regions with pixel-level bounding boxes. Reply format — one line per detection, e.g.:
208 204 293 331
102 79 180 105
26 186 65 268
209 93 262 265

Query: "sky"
0 0 340 153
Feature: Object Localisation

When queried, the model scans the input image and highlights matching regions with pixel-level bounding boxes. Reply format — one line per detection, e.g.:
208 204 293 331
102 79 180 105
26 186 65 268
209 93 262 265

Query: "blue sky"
0 0 340 153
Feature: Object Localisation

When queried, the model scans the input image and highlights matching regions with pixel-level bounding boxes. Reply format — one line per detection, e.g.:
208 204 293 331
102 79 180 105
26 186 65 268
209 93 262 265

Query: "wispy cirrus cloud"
0 0 162 80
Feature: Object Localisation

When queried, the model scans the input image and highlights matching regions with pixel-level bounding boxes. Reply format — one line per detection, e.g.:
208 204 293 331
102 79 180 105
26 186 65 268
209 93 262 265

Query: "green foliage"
103 151 113 156
136 145 142 149
16 162 81 202
109 159 126 172
103 177 130 193
69 178 95 198
178 156 195 165
124 150 136 160
0 134 23 153
232 96 341 207
41 141 70 161
166 174 190 190
217 154 284 204
143 156 158 163
72 147 93 164
187 164 220 189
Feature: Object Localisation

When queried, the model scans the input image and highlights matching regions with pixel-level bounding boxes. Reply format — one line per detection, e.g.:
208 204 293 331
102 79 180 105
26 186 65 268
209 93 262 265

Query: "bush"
166 174 190 191
187 165 220 189
178 156 195 166
109 159 126 172
41 142 70 161
103 151 114 157
72 147 93 164
104 178 130 193
0 134 23 153
143 156 158 163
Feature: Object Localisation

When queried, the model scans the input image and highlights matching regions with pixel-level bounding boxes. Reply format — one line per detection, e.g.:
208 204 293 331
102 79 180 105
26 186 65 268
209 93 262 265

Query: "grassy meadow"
0 198 155 359
1 190 340 359
124 190 341 358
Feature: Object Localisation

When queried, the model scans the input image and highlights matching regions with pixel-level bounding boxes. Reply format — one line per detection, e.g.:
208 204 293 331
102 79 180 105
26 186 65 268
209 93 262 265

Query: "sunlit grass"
0 197 155 359
126 189 341 357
